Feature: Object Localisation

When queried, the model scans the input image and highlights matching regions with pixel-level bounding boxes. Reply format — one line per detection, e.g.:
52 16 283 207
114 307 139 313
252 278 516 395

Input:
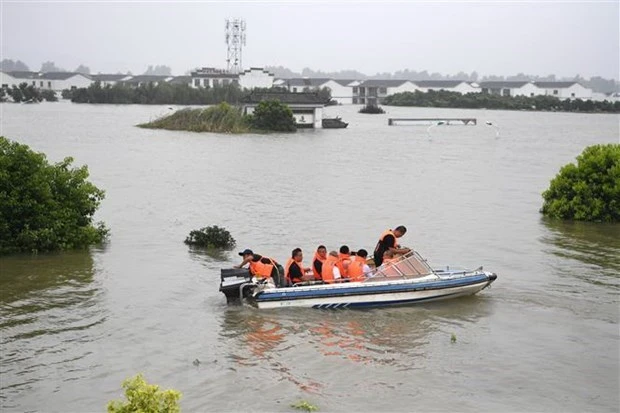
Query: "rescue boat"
220 251 497 309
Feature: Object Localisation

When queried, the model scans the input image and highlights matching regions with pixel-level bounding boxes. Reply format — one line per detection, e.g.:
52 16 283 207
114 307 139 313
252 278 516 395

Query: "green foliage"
40 89 58 102
383 90 620 113
291 400 319 412
451 333 457 343
184 225 236 249
359 104 385 114
245 100 297 132
139 103 250 133
0 137 108 254
107 374 181 413
7 83 42 103
68 82 245 105
541 144 620 222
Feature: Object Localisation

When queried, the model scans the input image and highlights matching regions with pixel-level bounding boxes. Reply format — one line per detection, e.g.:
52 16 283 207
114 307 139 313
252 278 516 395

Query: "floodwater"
1 102 618 412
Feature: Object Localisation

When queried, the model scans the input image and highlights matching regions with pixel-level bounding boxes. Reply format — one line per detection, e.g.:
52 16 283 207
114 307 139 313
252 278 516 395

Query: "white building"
190 67 274 89
0 71 22 89
91 74 132 87
533 81 592 100
1 71 93 92
479 81 541 97
354 79 421 105
238 67 274 89
277 78 355 104
414 80 480 94
40 72 93 91
123 75 174 87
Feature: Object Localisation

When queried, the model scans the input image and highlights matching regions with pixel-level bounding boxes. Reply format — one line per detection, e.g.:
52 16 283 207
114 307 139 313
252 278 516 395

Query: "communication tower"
225 18 246 73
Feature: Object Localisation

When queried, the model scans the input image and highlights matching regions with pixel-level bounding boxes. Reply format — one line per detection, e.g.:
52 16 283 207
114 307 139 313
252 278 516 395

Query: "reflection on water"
540 218 620 290
218 297 494 393
0 251 106 409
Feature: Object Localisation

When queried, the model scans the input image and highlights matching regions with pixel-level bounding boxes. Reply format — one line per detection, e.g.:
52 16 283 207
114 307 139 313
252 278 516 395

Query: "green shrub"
40 89 58 102
245 100 297 132
107 374 181 413
358 104 385 114
184 225 236 249
541 144 620 222
291 400 319 412
0 137 108 254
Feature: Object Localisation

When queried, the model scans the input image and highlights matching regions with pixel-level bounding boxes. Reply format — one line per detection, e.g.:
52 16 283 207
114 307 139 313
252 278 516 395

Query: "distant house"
238 67 274 89
169 76 192 87
190 67 238 88
190 67 274 89
354 79 421 105
91 74 132 87
122 75 174 87
242 91 327 128
0 71 22 89
39 72 93 91
2 71 93 92
533 81 592 100
413 80 480 94
479 81 540 97
279 78 356 104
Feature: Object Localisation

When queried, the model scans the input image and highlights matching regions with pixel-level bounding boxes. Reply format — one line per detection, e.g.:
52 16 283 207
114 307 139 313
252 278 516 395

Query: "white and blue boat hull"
253 272 496 309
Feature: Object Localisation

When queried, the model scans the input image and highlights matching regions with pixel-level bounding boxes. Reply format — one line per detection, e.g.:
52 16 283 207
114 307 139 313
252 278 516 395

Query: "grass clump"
291 400 319 412
139 103 250 133
184 225 236 249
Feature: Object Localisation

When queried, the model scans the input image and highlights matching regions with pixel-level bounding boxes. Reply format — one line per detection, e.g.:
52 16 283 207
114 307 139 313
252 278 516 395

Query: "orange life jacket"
312 252 326 281
374 229 397 254
337 253 351 278
347 256 367 281
249 255 276 279
285 258 305 284
321 256 339 284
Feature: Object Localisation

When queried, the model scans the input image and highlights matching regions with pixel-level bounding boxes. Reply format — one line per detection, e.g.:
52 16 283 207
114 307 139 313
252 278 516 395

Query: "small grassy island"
138 101 297 133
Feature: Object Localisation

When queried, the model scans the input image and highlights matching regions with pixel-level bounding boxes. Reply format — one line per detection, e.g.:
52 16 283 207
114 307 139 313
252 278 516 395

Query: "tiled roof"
7 71 41 79
358 79 411 87
243 92 327 105
283 78 331 87
92 74 130 81
41 72 91 80
479 81 531 88
414 80 469 88
534 81 579 88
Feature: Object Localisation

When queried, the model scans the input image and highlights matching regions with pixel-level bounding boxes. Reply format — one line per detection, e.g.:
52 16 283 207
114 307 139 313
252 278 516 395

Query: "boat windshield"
370 251 433 279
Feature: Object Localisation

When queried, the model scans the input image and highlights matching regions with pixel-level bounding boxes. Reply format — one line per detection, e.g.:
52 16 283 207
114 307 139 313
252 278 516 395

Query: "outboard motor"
219 268 254 304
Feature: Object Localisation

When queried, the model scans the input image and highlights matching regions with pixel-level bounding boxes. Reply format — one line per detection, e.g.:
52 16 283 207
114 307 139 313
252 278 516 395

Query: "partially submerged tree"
541 144 620 222
246 100 297 132
184 225 236 249
0 137 108 254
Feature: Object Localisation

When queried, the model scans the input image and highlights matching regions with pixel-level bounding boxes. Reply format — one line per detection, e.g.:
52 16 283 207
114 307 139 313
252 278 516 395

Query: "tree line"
63 82 333 105
1 83 57 103
382 90 620 113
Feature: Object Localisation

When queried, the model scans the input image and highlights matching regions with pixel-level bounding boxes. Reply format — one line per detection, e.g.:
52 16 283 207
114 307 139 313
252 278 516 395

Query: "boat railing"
369 250 434 280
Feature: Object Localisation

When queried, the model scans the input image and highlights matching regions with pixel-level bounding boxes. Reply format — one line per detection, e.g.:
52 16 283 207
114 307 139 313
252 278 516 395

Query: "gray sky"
1 1 619 79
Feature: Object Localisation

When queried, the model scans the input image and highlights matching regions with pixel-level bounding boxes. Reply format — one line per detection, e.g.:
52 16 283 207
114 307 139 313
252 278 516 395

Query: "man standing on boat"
234 249 284 287
373 226 411 267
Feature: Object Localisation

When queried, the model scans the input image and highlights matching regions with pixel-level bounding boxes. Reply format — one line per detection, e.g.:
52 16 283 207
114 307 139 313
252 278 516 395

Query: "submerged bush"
184 225 236 249
358 104 385 114
107 374 181 413
139 103 250 133
541 144 620 222
245 100 297 132
0 137 108 254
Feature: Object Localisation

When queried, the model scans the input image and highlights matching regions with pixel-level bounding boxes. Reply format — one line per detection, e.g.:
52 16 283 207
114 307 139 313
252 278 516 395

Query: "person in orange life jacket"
234 249 282 285
285 248 313 285
347 249 373 281
337 245 352 278
321 251 342 284
312 245 327 281
373 226 411 267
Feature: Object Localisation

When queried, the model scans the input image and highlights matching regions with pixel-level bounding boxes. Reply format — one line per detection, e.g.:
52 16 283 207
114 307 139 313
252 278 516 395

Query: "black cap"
238 249 253 256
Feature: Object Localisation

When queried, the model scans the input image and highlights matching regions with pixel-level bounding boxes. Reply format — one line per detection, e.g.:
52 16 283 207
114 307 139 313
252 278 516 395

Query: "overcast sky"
1 1 618 79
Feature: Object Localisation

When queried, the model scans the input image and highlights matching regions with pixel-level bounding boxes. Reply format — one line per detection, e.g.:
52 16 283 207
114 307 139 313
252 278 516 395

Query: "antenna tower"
225 18 246 73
